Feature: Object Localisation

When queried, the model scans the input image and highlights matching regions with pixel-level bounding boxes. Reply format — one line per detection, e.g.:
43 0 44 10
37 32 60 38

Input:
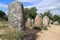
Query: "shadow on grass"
24 29 41 40
0 27 41 40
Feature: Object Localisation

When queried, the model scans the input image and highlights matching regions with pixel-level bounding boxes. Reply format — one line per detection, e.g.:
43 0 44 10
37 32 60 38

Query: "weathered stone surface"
49 20 53 24
53 21 59 25
8 1 25 31
26 18 32 27
26 18 34 29
43 16 49 27
35 14 43 28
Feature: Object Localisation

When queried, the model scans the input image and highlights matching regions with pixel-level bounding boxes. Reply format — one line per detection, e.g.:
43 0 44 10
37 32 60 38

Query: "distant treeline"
24 7 60 24
40 10 60 24
0 7 60 24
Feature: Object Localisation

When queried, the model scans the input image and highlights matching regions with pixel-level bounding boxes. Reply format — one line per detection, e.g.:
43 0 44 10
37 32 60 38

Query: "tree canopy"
53 15 60 24
42 10 60 24
44 10 53 20
24 7 37 19
0 10 6 18
0 10 8 21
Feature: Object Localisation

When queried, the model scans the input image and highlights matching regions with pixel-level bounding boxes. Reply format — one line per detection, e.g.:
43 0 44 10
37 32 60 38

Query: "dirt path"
36 25 60 40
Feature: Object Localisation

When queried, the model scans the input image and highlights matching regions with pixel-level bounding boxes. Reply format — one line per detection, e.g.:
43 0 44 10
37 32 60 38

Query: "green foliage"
53 15 60 24
40 13 44 18
24 7 37 19
44 10 53 20
0 24 9 29
33 26 41 30
0 10 6 18
43 26 48 30
43 10 60 24
3 16 8 21
0 10 8 21
29 7 37 19
0 21 9 29
0 31 28 40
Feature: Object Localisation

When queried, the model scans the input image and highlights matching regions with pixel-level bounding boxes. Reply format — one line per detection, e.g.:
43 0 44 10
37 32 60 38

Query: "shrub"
0 31 28 40
43 26 48 30
32 26 41 30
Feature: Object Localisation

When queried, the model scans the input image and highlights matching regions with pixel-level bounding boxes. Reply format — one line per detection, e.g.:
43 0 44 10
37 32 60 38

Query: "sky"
0 0 60 15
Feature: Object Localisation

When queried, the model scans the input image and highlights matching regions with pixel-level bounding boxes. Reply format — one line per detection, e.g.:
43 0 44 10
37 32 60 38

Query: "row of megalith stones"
36 14 49 28
8 1 59 31
8 1 50 31
26 14 49 30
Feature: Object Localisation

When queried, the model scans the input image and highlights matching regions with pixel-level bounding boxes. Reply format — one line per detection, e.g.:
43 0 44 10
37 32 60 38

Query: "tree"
0 10 8 21
44 10 53 20
29 7 37 19
40 13 44 18
53 15 60 24
24 7 37 19
0 10 6 19
24 8 30 19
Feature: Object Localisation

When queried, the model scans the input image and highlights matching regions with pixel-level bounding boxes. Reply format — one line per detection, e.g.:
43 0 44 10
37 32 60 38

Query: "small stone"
53 21 59 25
26 18 34 29
49 20 53 24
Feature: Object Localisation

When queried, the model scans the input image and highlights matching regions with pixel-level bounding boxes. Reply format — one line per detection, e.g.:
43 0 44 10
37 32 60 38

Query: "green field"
0 21 9 29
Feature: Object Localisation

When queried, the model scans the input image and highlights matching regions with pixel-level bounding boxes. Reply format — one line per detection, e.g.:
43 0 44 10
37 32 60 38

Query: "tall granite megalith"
8 1 25 31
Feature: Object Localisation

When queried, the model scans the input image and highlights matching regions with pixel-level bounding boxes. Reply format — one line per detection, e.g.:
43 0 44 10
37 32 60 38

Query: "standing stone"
26 18 34 29
49 20 53 24
8 1 25 31
31 19 34 26
35 14 43 28
43 16 49 27
53 21 59 25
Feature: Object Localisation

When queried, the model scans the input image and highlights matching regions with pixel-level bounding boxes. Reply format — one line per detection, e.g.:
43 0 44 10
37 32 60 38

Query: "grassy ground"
0 21 36 40
0 21 9 29
0 21 60 40
0 21 10 34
